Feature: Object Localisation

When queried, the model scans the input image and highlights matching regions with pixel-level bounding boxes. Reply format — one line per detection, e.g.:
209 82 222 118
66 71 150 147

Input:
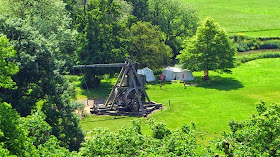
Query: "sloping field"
81 58 280 140
148 58 280 137
183 0 280 37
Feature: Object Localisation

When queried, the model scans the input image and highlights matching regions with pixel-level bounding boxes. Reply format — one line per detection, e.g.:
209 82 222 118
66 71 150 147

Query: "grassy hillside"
148 59 280 140
183 0 280 37
80 58 280 142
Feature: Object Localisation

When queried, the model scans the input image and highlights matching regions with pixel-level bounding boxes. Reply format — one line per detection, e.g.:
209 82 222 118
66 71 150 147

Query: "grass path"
80 58 280 141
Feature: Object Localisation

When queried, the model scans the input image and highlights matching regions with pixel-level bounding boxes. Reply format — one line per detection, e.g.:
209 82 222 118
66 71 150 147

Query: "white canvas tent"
137 67 156 82
182 70 195 81
162 67 195 81
162 66 177 81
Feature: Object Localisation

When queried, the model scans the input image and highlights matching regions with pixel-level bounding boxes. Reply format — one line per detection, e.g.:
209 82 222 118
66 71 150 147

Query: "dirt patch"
77 98 107 114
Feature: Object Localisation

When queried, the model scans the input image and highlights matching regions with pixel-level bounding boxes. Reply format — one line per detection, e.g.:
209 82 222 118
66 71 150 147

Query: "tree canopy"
0 0 84 151
148 0 198 57
125 0 149 21
76 0 128 88
177 17 236 79
0 36 18 89
129 21 172 69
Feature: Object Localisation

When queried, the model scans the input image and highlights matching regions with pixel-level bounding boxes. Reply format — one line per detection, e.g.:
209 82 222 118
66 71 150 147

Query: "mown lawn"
80 58 280 142
183 0 280 37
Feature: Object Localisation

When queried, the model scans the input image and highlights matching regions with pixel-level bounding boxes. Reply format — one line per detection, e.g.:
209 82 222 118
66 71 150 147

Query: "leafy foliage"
20 111 52 147
0 104 77 156
37 135 79 157
0 36 18 89
148 0 198 56
232 34 280 52
235 51 280 66
148 118 171 139
125 0 149 21
129 21 172 69
0 0 84 151
79 119 211 156
3 0 77 73
177 17 236 77
76 0 127 88
0 102 30 156
216 101 280 156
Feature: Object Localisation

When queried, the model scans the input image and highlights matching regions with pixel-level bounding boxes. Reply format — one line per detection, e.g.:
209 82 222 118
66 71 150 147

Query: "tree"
0 36 19 89
148 0 198 57
0 102 34 156
129 21 172 69
20 111 52 147
0 105 77 156
0 35 28 156
37 135 78 157
2 0 77 74
177 17 236 80
76 0 128 88
0 0 85 151
125 0 149 21
216 101 280 156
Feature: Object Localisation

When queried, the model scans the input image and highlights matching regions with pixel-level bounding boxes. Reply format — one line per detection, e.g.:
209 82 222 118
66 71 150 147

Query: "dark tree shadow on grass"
81 116 131 123
81 81 113 99
197 76 244 91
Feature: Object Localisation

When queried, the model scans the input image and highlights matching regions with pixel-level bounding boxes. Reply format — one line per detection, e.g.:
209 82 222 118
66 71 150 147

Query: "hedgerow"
235 51 280 66
79 119 213 156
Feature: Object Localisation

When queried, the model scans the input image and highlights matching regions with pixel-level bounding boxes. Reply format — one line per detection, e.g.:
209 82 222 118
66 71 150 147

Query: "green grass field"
80 57 280 142
183 0 280 37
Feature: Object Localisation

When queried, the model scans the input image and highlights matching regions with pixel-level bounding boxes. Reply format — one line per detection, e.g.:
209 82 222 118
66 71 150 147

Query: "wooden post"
130 66 145 114
105 66 125 106
110 63 129 109
131 64 151 103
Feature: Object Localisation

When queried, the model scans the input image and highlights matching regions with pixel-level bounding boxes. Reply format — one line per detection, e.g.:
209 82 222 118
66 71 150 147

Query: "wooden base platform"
90 102 162 117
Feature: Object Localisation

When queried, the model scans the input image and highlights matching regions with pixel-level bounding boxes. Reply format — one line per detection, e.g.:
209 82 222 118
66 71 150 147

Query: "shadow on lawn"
197 76 244 91
81 81 112 99
82 116 131 123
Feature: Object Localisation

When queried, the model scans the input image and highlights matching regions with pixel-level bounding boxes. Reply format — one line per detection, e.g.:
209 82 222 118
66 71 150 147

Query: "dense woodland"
0 0 279 156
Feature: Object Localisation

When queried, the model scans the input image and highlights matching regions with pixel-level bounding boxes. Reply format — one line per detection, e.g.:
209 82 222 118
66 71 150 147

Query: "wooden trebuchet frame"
73 59 155 115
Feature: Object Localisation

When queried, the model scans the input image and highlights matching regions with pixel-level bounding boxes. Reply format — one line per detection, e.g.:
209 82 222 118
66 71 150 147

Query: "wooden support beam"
130 64 146 114
132 65 151 103
110 63 130 109
105 66 125 106
73 63 126 68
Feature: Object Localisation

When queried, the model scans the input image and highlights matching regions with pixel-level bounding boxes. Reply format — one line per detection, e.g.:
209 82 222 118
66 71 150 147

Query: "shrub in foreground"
79 119 212 156
216 101 280 156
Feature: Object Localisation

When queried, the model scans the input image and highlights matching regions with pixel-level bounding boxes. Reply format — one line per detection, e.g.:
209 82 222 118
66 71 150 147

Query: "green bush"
232 34 252 52
231 34 280 52
149 119 171 139
260 40 280 49
235 51 280 66
216 101 280 156
79 119 211 156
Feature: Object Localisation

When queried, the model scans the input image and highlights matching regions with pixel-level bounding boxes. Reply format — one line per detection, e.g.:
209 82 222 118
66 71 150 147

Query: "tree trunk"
204 69 208 76
203 69 209 81
83 0 87 15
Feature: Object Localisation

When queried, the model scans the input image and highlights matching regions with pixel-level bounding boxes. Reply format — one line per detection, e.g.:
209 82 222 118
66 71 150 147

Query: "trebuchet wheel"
124 88 145 112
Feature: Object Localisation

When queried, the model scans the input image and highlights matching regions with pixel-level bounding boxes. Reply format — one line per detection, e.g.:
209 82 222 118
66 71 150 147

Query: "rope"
79 69 92 105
